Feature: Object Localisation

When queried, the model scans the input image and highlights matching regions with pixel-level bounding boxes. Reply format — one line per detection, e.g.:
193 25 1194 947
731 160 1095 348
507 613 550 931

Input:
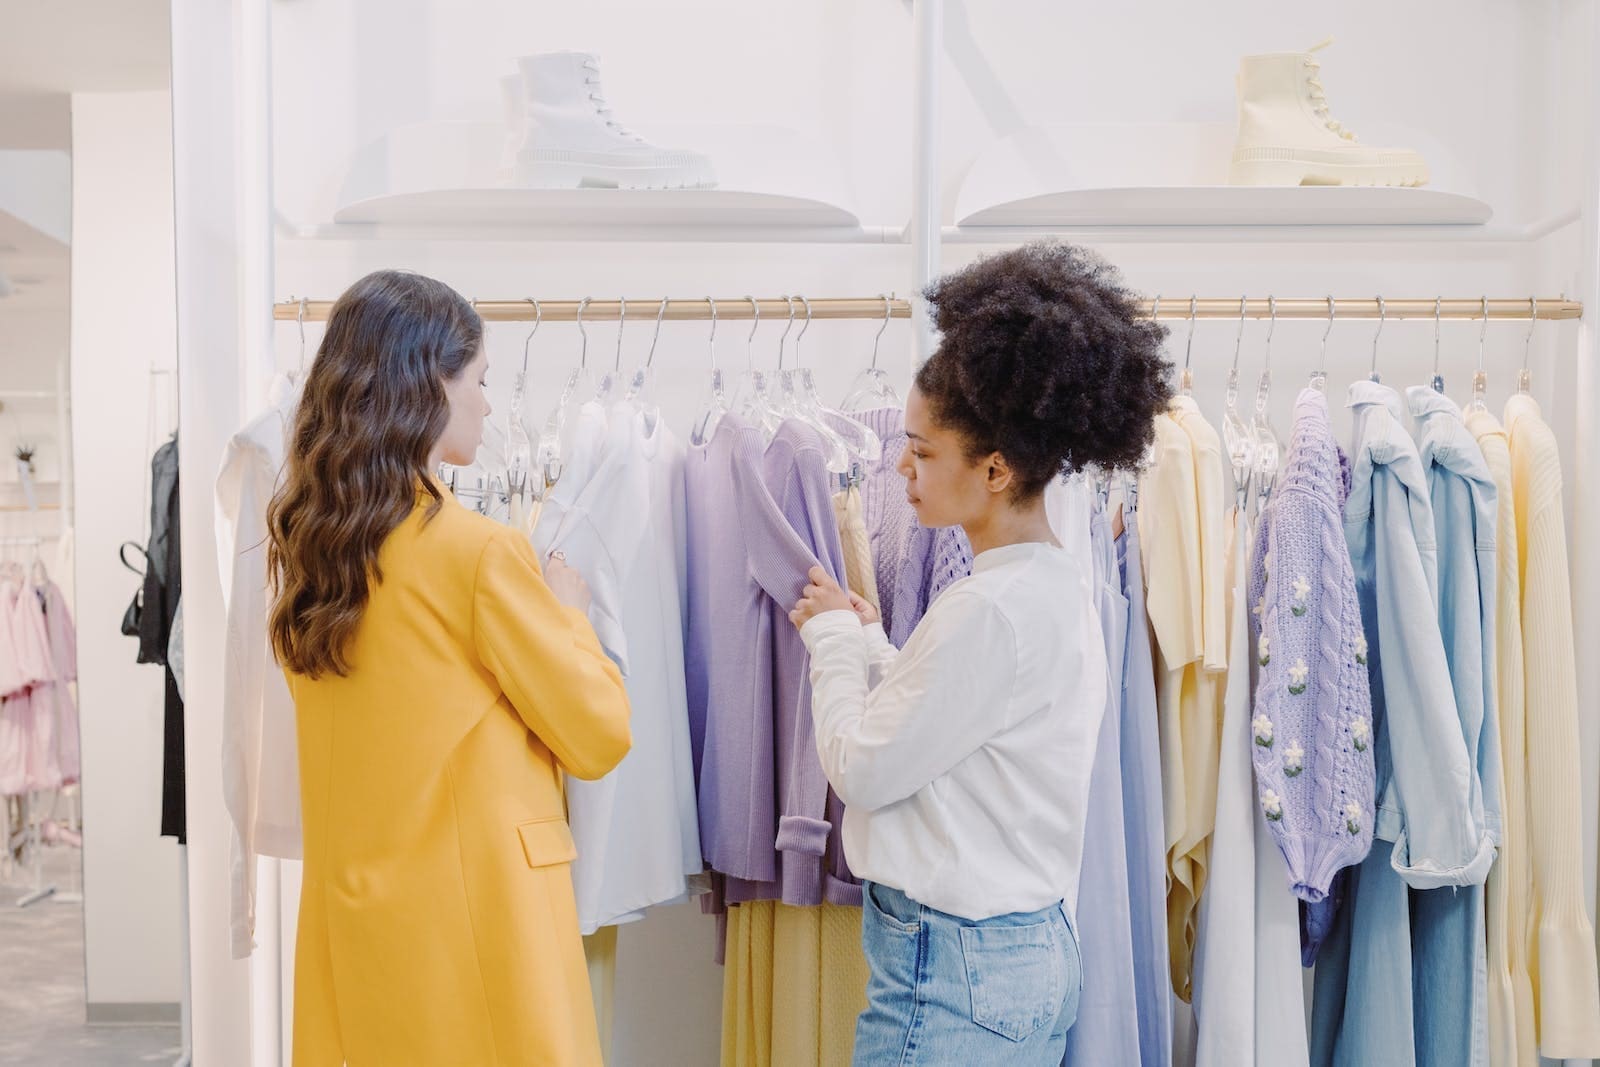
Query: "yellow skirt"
721 902 868 1066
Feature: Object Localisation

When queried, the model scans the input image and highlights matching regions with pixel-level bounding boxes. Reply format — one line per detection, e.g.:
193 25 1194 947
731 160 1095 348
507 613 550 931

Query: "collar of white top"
971 539 1062 574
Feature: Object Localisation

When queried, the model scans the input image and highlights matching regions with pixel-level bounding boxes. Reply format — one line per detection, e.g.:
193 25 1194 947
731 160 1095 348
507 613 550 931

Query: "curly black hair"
916 242 1174 498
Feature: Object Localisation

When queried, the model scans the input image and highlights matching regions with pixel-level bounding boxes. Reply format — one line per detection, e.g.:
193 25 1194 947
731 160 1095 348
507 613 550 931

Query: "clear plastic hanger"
690 297 730 446
841 295 902 412
1518 297 1536 395
536 295 596 497
1223 296 1257 507
506 298 541 527
770 297 852 473
625 297 667 434
1429 298 1445 393
1369 295 1386 383
594 296 626 404
1179 296 1196 396
297 297 309 374
1311 296 1333 392
730 296 784 440
1251 296 1283 512
795 295 882 467
1467 296 1490 413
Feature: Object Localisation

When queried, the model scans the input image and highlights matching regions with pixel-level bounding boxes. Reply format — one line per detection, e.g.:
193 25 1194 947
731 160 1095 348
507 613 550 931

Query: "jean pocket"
959 920 1063 1043
864 882 920 936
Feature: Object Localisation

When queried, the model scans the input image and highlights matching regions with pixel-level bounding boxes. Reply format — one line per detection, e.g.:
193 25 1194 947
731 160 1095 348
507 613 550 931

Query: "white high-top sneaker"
1228 40 1428 188
511 52 716 190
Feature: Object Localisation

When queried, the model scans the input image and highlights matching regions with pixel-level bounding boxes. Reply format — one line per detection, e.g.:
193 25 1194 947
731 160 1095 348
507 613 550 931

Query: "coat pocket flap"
516 817 577 868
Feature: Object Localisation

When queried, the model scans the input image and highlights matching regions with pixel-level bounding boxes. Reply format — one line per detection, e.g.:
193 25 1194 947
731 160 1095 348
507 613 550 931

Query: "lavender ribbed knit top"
1247 388 1376 902
852 407 972 646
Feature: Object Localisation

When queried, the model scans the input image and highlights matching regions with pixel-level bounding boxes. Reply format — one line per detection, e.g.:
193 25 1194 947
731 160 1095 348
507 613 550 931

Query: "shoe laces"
1303 40 1358 142
581 58 644 143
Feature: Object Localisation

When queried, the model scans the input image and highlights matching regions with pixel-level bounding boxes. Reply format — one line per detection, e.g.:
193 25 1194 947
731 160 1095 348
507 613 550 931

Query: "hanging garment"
720 901 868 1067
1503 394 1600 1058
1310 381 1493 1067
1063 498 1141 1067
134 436 185 842
39 579 79 788
686 412 778 891
800 538 1106 922
1463 406 1537 1067
1192 507 1255 1066
287 485 631 1067
832 484 880 613
1117 513 1174 1067
1247 388 1374 902
727 418 854 908
1139 398 1228 1001
1407 386 1502 1067
850 406 971 647
535 399 704 933
216 379 303 958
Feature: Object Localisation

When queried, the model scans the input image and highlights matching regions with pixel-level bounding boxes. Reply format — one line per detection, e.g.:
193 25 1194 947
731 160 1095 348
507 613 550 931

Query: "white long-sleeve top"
799 540 1106 921
217 379 303 959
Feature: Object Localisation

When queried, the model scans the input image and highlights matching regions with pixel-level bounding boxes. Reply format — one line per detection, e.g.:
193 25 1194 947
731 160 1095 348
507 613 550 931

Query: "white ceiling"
0 0 172 150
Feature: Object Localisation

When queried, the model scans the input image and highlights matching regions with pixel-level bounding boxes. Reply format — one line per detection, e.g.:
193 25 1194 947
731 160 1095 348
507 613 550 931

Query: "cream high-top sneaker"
1228 40 1428 187
511 52 716 190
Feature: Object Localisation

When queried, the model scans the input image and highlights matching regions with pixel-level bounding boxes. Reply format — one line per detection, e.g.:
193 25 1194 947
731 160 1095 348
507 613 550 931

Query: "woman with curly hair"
267 270 631 1066
790 243 1173 1064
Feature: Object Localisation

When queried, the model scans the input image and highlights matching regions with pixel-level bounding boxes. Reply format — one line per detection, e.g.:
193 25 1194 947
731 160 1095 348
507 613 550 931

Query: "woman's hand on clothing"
847 592 880 627
790 566 856 630
544 554 592 614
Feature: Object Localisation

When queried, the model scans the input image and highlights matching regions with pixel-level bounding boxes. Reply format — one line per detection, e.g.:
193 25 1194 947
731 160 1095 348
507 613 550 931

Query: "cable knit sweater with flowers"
1247 387 1375 902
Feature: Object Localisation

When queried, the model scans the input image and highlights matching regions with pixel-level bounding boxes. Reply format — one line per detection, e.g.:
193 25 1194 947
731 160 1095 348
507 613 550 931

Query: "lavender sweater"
1248 388 1375 902
853 407 972 646
687 414 856 908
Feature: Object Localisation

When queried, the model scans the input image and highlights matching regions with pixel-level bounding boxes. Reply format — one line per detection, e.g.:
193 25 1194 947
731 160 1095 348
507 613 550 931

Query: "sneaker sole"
1229 153 1429 188
513 154 717 191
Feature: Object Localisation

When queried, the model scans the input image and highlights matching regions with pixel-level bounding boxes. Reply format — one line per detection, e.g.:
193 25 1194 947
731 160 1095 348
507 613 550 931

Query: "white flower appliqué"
1287 659 1310 696
1261 789 1284 822
1350 717 1370 753
1292 574 1312 616
1253 713 1275 748
1345 801 1363 835
1283 740 1305 777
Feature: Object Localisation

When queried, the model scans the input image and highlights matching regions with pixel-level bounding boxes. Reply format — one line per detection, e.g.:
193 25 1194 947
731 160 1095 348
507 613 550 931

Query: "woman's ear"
985 452 1015 496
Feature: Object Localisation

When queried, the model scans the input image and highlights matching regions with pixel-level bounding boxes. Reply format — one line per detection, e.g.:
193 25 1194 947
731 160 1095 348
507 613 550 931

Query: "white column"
910 0 944 371
170 0 253 1061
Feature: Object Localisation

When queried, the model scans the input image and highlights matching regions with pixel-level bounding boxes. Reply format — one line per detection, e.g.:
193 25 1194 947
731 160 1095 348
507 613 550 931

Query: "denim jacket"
1344 381 1495 888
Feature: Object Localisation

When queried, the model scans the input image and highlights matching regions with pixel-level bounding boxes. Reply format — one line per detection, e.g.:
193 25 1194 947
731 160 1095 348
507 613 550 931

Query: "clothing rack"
275 296 916 323
276 294 1579 326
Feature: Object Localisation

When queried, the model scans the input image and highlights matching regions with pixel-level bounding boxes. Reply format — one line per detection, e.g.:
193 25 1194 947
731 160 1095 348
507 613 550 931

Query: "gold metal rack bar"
1134 297 1581 322
275 297 914 323
275 296 1580 324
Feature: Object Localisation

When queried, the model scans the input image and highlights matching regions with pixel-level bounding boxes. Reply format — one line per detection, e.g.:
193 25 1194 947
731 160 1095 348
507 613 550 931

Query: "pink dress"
40 581 79 785
0 581 28 793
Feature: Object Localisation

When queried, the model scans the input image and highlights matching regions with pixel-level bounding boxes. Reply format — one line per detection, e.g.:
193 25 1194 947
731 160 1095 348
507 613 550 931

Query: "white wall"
158 2 1600 1064
69 89 182 1011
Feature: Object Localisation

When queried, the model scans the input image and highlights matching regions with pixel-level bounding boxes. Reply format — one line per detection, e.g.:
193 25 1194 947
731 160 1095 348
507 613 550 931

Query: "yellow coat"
288 488 631 1066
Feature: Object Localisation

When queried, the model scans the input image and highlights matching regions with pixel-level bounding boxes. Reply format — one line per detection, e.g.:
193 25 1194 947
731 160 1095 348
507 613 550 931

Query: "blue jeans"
854 881 1081 1066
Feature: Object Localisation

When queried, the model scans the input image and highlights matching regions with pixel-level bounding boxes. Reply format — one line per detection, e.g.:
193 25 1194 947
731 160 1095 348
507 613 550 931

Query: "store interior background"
4 1 1600 1065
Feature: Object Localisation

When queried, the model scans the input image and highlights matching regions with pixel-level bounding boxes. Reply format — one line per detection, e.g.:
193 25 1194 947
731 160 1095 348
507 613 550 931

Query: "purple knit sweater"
852 407 973 646
1247 388 1376 903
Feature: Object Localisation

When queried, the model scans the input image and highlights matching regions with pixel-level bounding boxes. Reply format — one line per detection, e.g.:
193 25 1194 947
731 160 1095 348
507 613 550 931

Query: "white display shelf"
290 119 881 243
957 185 1493 229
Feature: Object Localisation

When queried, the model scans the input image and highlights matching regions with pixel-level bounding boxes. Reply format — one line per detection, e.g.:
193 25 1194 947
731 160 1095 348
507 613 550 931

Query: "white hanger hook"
1230 296 1247 374
577 296 591 369
1263 295 1277 369
871 294 892 371
1478 296 1489 371
296 297 307 351
706 297 719 372
646 298 667 369
614 296 627 373
1370 295 1386 379
795 295 813 368
778 295 796 370
521 298 543 376
1523 297 1538 369
745 296 761 369
1183 296 1197 372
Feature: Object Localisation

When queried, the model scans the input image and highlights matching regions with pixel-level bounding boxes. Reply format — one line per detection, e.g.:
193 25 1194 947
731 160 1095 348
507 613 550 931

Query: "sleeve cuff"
775 814 832 857
799 609 861 651
1387 826 1497 889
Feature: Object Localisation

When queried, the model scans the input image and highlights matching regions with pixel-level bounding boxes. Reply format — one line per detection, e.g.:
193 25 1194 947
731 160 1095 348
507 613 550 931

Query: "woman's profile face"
435 344 492 467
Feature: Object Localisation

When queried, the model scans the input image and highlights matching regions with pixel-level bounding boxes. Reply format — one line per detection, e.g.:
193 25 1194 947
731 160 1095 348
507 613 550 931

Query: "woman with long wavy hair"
267 269 631 1067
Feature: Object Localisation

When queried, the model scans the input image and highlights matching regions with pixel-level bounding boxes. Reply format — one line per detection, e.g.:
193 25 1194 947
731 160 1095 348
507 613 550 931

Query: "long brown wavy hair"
267 270 483 678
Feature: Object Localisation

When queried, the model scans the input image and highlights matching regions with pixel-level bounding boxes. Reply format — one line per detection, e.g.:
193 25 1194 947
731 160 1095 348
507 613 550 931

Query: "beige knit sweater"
1503 394 1600 1059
